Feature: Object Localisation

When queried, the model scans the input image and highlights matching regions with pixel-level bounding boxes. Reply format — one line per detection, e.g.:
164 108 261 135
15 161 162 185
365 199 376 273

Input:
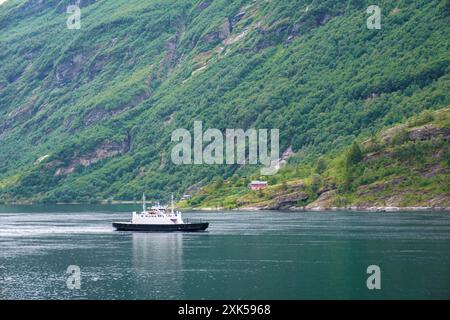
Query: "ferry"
112 194 209 232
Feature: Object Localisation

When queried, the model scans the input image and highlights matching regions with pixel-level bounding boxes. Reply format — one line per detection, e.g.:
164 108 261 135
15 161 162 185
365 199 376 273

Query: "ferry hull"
112 222 209 232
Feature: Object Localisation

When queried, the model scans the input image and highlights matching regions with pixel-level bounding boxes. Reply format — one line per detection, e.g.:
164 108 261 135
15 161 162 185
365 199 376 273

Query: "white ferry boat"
113 195 209 232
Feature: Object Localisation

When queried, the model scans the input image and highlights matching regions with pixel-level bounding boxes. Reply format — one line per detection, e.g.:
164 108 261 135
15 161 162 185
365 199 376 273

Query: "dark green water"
0 204 449 300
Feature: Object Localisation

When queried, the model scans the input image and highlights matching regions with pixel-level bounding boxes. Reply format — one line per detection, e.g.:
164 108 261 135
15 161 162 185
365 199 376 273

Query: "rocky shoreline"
187 206 450 212
1 201 448 212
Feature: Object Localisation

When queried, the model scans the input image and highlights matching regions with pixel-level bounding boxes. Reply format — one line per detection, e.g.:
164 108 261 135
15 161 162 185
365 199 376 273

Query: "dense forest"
0 0 449 203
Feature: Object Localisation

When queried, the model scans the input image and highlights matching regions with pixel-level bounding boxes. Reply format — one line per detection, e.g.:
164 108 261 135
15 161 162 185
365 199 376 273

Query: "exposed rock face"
290 181 305 191
421 164 447 178
185 182 203 195
254 22 291 51
55 53 85 84
7 101 34 120
45 159 62 169
63 114 75 130
407 125 450 141
287 23 302 41
356 178 406 196
219 20 232 39
83 107 109 127
316 13 332 25
305 190 338 210
379 124 407 144
0 97 37 138
88 54 109 81
158 35 179 77
317 186 330 195
230 11 246 27
363 150 390 163
275 24 290 35
428 195 450 208
354 192 450 209
35 154 50 164
55 141 129 176
202 20 231 44
279 146 294 166
267 191 309 210
380 124 450 145
82 91 150 127
196 0 212 11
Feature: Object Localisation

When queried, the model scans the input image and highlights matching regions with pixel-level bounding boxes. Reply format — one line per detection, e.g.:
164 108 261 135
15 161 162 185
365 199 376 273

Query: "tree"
346 142 363 168
213 176 224 189
269 176 277 185
343 142 364 191
315 157 328 174
310 174 322 194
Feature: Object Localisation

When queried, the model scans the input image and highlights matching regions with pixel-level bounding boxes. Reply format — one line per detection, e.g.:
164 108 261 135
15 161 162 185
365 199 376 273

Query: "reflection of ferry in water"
113 195 209 232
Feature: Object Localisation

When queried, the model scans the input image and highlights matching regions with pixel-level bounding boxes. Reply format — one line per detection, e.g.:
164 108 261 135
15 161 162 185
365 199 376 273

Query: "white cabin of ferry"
131 194 184 225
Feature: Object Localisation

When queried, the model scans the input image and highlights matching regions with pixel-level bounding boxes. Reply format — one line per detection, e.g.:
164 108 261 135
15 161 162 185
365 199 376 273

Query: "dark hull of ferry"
112 222 209 232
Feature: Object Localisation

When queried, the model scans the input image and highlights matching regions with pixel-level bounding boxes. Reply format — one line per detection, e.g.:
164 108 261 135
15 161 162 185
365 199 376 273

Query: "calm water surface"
0 204 449 300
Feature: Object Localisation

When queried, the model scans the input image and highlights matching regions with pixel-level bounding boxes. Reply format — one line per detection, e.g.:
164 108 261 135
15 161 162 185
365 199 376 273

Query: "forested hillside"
182 108 450 210
0 0 448 203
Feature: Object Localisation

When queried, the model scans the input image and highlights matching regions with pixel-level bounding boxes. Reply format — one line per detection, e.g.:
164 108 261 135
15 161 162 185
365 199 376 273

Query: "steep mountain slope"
0 0 449 203
182 108 450 210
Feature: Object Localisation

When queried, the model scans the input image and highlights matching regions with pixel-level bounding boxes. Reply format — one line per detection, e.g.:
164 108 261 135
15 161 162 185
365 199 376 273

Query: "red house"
249 180 268 190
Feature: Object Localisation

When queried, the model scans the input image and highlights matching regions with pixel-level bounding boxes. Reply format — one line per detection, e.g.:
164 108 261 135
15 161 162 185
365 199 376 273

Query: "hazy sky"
0 0 8 5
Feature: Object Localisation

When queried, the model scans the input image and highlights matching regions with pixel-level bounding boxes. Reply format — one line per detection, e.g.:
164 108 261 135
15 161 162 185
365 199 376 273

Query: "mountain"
182 108 450 210
0 0 449 203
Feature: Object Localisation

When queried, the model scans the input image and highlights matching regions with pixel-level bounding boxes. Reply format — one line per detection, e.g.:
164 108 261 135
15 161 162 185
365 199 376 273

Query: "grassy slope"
0 0 449 203
181 108 450 209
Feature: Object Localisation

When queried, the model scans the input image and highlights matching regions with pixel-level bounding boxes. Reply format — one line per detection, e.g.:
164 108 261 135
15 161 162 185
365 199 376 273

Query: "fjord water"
0 205 449 300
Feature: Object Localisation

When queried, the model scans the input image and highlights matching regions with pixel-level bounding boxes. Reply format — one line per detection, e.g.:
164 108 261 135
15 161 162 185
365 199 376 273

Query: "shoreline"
184 206 450 212
0 202 449 212
0 200 140 205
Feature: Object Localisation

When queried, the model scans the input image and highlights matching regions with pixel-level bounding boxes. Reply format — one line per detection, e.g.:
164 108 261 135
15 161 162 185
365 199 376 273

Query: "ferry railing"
184 218 204 224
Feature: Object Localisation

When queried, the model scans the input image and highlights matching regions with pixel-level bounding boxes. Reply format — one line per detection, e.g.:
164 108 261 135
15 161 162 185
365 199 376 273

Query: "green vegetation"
182 108 450 209
0 0 449 203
